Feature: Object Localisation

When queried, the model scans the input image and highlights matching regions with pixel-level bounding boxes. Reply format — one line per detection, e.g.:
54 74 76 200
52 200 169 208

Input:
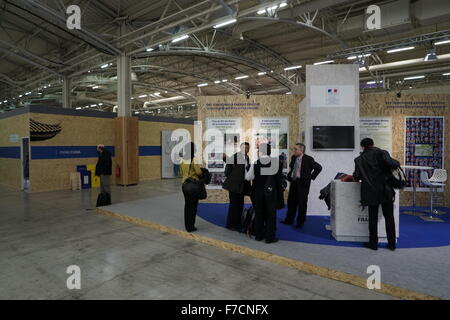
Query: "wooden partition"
115 116 139 186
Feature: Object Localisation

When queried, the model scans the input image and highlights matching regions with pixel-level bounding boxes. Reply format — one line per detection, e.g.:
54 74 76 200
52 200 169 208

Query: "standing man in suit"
245 143 285 243
353 138 400 251
222 142 251 231
281 143 322 228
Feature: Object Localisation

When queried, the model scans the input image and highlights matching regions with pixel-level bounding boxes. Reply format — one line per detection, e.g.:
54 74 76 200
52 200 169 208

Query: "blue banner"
0 147 21 159
139 146 162 156
31 146 115 159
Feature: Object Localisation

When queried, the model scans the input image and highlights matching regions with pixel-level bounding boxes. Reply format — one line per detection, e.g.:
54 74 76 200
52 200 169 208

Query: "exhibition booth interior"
1 65 449 298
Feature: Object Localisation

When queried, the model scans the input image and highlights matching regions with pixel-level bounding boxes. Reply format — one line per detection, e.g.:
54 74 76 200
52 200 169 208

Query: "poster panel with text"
252 117 289 172
360 117 392 154
205 118 242 189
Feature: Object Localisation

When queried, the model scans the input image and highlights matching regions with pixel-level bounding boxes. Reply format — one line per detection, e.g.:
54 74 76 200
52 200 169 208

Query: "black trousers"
368 202 396 246
226 191 244 229
183 190 199 231
285 180 309 225
253 189 277 240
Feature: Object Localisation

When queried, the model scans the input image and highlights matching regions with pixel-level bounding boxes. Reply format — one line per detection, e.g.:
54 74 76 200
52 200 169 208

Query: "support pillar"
62 75 71 108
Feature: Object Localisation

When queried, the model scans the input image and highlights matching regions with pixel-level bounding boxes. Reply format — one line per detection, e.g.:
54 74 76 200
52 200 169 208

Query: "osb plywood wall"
360 93 449 207
29 113 116 192
139 121 194 181
197 95 304 203
0 113 29 189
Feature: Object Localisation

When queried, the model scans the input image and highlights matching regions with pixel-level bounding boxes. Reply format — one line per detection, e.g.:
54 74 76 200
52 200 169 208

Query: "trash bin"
80 170 91 189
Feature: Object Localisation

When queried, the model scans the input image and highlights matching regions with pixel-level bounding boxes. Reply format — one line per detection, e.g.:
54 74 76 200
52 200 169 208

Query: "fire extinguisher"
115 165 121 178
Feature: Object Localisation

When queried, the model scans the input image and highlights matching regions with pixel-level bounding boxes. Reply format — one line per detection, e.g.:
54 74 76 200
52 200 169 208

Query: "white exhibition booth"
302 65 400 242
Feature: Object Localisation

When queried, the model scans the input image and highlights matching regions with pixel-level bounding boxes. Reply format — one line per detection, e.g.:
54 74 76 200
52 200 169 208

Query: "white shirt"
245 155 271 181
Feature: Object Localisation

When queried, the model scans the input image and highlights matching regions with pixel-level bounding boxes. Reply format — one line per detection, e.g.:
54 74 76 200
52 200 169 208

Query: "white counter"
330 180 399 242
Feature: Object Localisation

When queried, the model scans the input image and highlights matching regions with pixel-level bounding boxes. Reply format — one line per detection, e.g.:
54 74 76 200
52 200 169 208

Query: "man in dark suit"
353 138 400 251
281 143 322 228
245 143 285 243
222 142 251 231
95 144 112 195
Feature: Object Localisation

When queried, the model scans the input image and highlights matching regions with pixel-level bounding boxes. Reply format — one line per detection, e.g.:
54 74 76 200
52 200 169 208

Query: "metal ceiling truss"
327 29 450 60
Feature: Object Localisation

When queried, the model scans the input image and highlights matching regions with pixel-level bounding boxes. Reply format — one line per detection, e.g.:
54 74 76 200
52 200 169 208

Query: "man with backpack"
353 138 400 251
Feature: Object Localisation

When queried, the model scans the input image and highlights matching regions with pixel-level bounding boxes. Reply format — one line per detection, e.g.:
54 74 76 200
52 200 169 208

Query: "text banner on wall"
404 116 445 192
252 117 289 172
359 117 392 154
205 118 242 189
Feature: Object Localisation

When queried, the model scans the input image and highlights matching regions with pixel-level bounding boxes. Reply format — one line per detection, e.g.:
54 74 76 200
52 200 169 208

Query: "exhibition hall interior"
1 0 450 303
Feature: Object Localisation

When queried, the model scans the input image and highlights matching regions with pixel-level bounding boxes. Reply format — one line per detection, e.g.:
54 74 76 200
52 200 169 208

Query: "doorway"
21 137 30 191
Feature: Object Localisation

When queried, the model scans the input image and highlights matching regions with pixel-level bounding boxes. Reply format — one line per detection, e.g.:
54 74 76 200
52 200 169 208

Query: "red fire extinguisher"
115 165 121 178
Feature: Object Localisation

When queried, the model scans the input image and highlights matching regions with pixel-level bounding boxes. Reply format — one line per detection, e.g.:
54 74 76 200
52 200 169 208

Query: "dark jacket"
222 152 251 195
251 157 285 210
95 149 112 176
353 147 400 206
287 154 322 189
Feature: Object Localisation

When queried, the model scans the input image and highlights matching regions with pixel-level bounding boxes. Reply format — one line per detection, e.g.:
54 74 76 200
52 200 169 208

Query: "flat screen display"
312 126 355 150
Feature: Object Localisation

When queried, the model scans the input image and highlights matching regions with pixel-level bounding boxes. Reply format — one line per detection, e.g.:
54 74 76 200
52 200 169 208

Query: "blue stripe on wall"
139 146 161 156
0 147 21 159
31 146 115 160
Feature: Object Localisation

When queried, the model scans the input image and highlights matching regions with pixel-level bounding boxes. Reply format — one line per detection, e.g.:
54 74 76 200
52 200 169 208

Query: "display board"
404 116 445 191
161 130 176 178
360 117 392 154
205 117 242 189
252 117 289 172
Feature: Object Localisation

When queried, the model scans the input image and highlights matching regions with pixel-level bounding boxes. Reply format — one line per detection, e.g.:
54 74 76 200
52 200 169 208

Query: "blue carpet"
197 204 450 248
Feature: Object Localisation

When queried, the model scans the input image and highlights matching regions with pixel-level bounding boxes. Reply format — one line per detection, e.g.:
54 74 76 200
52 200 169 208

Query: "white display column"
302 64 360 215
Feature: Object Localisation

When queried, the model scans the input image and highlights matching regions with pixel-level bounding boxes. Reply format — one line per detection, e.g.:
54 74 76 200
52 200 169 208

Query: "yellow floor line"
97 207 440 300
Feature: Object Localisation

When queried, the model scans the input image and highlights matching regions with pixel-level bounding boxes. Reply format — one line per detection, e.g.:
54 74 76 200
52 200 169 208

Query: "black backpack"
96 192 111 207
241 206 257 237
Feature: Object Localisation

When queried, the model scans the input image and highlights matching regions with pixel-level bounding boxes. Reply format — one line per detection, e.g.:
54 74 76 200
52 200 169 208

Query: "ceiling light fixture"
213 18 237 29
347 54 371 60
197 83 208 87
404 75 425 80
434 39 450 46
387 46 415 53
100 64 109 68
172 34 189 43
424 49 438 62
284 65 302 71
314 60 334 65
257 72 266 76
138 94 148 98
235 75 249 80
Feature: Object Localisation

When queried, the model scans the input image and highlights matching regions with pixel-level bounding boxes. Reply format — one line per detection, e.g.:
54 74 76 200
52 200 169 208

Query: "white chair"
420 171 445 222
428 169 447 215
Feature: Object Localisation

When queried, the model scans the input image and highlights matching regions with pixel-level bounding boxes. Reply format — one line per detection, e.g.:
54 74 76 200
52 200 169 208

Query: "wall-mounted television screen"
312 126 355 150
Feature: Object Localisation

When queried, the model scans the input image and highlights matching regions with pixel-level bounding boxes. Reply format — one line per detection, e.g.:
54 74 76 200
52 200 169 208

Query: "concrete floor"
0 180 396 300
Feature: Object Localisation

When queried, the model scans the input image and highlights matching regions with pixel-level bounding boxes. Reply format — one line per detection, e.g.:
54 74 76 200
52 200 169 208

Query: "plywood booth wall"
0 111 29 189
197 95 304 203
0 106 194 193
360 92 450 207
29 108 116 192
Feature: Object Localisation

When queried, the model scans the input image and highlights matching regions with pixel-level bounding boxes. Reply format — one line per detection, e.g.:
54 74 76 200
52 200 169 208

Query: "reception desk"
330 180 399 242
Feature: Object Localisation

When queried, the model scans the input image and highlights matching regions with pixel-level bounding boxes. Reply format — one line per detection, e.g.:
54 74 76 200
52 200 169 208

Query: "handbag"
387 166 407 190
182 162 207 200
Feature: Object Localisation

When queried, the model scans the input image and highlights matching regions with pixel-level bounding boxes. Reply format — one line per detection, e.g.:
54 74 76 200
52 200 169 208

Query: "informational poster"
205 118 242 189
161 130 179 178
252 117 289 172
360 117 392 154
310 85 355 108
404 116 445 192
